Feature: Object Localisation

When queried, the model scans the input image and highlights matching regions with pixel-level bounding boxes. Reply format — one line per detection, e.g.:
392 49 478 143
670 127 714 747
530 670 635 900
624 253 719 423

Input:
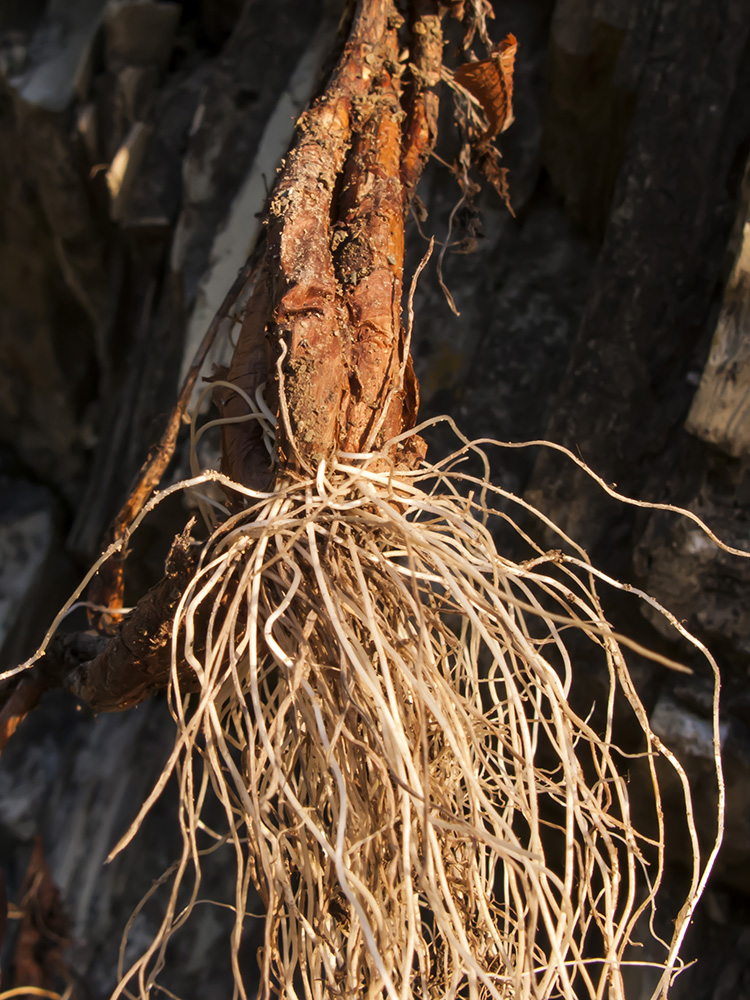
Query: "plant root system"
99 427 720 1000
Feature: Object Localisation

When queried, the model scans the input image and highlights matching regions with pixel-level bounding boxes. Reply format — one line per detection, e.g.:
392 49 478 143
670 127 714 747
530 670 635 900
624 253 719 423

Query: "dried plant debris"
442 5 516 213
453 33 517 141
9 838 72 996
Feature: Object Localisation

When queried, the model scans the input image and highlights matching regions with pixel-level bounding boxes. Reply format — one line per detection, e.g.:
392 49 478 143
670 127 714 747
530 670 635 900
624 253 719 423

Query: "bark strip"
401 0 443 201
267 0 390 469
337 58 407 451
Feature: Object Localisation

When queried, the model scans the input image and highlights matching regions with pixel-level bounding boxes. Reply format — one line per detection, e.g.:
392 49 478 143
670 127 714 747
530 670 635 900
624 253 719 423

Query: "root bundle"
105 428 719 1000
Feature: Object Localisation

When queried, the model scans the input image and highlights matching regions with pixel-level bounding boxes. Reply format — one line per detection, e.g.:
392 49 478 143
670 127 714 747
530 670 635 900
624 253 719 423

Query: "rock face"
1 0 750 996
528 0 750 552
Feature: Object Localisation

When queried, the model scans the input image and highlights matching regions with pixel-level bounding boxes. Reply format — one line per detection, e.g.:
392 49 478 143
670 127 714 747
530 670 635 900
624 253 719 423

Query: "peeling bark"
218 0 439 479
338 72 407 452
69 525 200 713
401 0 443 202
267 1 389 469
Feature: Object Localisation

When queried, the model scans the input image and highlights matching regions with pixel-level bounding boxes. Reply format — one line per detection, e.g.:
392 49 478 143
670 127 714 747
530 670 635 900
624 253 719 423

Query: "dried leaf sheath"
454 33 517 140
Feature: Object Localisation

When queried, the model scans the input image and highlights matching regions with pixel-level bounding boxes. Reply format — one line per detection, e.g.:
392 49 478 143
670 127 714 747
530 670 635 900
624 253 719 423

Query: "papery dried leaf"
454 33 517 139
12 838 71 991
478 145 514 215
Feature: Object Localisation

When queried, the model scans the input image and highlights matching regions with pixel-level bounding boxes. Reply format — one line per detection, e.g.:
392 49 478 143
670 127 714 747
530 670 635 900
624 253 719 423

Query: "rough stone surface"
529 0 750 553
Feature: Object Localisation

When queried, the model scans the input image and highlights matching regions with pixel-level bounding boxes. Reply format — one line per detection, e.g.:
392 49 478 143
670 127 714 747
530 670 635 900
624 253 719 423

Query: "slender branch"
68 524 200 713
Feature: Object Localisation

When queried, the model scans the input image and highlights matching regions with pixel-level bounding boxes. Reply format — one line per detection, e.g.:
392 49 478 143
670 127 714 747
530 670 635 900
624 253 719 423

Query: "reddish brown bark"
337 67 406 452
218 0 442 481
268 88 351 470
69 525 200 712
265 1 392 470
401 0 443 201
0 670 51 754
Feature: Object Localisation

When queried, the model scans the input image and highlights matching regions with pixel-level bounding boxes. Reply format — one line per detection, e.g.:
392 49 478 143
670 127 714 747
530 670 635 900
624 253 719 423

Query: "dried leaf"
454 33 517 139
478 145 514 215
11 838 71 992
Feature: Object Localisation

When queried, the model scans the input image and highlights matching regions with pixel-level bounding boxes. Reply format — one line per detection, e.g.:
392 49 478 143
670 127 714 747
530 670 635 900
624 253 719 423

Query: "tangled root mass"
75 431 721 1000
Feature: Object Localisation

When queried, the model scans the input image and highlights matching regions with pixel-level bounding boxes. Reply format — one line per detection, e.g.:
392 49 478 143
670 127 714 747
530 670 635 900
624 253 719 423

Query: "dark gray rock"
104 0 181 73
529 0 750 554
